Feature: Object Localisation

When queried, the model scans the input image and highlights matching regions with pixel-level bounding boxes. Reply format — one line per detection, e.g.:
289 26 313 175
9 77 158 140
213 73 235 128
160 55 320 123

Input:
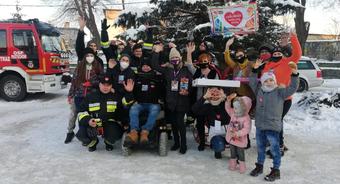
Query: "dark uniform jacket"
150 52 193 112
78 90 134 126
134 71 161 104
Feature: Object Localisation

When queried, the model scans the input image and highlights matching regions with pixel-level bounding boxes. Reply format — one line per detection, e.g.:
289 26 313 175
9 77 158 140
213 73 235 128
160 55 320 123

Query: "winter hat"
99 73 113 85
83 47 96 56
271 46 283 54
169 48 181 60
86 39 97 47
119 54 131 62
259 43 274 53
260 71 277 84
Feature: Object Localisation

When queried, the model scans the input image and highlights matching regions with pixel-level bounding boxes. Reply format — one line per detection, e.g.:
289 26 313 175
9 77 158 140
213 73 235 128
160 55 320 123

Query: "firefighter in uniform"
76 73 135 152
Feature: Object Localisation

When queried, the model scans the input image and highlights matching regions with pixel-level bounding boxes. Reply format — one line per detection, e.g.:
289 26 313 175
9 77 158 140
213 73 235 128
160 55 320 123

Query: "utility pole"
122 0 125 10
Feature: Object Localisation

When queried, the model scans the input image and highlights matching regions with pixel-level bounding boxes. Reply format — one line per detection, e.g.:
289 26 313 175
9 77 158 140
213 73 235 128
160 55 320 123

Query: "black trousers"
169 111 186 147
76 121 123 146
280 99 292 146
196 116 206 145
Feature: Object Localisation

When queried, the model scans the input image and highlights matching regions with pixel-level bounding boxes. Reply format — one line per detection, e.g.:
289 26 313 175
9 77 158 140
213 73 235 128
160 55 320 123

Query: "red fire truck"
0 19 70 101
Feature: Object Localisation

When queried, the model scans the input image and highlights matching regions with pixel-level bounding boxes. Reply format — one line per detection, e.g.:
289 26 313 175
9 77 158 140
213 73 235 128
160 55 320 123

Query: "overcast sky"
0 0 338 34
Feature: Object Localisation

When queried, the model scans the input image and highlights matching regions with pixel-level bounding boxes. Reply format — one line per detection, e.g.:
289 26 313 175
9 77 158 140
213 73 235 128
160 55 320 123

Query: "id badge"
118 75 125 84
214 120 222 131
171 80 179 91
142 85 149 91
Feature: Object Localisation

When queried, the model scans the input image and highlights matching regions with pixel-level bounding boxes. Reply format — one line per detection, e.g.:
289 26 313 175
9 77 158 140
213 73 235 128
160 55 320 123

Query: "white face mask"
261 84 277 92
120 61 129 69
86 56 95 64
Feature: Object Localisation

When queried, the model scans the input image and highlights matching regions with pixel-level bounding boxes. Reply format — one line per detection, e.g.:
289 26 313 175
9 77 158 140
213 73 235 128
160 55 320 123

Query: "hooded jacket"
249 71 299 132
225 96 252 148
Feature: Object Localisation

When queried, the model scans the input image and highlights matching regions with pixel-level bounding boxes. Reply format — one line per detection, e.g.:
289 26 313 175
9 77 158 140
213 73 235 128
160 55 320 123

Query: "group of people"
64 17 302 182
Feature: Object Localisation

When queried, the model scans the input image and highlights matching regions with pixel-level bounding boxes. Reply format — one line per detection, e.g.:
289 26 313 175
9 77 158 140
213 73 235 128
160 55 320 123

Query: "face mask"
170 59 180 65
270 56 282 62
120 61 129 69
86 56 95 64
261 84 277 92
198 63 209 69
235 56 245 64
260 53 271 61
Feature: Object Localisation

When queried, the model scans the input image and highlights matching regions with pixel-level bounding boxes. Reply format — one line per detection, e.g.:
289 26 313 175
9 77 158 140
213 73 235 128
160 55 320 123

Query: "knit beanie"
260 71 277 85
169 48 181 60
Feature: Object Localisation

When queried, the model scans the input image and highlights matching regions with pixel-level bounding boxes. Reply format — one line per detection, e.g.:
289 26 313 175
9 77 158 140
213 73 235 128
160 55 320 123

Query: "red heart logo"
224 11 243 27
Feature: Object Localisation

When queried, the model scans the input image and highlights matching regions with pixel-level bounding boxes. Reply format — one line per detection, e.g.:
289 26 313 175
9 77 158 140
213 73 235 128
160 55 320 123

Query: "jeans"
256 129 281 169
129 103 161 131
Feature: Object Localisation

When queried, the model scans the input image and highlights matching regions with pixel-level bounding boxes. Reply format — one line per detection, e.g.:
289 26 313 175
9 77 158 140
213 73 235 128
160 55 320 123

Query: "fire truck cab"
0 19 70 101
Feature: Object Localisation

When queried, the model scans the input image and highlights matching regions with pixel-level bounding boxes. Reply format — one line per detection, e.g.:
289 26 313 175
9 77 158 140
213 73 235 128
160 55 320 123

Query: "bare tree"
293 0 310 55
327 18 340 40
43 0 115 46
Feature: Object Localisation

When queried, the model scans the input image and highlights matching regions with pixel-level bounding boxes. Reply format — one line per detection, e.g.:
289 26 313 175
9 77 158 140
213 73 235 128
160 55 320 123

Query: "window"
297 60 315 70
12 30 38 57
0 30 7 56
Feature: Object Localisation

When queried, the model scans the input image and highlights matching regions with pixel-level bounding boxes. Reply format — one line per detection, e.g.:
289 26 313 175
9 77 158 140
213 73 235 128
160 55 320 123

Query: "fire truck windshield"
41 35 62 53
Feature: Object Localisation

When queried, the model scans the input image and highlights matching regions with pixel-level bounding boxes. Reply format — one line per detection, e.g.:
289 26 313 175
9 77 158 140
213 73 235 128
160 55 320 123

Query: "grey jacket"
249 71 299 132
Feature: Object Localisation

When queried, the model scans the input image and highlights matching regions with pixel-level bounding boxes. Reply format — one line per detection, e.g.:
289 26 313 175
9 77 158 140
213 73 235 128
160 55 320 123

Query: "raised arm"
249 59 262 94
75 17 86 60
150 44 167 74
224 37 236 69
279 62 300 98
185 42 197 75
287 30 302 63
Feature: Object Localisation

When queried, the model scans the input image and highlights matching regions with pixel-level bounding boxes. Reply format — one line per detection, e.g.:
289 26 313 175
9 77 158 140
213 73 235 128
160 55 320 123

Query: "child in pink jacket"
225 93 252 174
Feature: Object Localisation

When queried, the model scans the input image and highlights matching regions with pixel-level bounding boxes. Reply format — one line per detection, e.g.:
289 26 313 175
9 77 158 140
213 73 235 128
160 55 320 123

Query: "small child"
249 60 299 181
225 94 252 174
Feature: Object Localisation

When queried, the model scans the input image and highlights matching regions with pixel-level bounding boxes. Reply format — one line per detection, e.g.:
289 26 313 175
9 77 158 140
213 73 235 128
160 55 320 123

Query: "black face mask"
271 56 282 62
235 56 245 64
198 63 209 69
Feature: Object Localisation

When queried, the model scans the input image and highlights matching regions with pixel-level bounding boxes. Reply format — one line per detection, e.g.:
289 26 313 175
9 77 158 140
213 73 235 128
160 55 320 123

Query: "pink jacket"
225 96 252 148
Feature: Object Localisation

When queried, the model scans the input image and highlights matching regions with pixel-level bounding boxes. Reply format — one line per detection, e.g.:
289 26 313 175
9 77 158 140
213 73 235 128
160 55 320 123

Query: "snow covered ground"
0 80 340 184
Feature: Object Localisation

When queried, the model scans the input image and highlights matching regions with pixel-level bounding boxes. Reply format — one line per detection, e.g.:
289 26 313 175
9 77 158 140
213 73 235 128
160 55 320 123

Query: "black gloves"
101 19 110 31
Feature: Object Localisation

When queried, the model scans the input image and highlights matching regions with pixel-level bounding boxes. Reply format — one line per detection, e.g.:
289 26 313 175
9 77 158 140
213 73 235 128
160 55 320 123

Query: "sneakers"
197 144 205 151
105 141 114 151
250 163 263 177
140 130 149 144
124 130 139 146
214 152 222 159
264 168 280 182
64 132 75 144
228 159 237 171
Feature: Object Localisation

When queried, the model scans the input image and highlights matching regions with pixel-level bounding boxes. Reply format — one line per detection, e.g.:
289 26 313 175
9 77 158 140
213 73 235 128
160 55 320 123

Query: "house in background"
305 34 340 60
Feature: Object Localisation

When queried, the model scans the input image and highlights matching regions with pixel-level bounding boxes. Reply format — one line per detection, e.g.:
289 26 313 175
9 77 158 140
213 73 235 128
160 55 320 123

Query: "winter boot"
105 140 114 151
214 152 222 159
264 168 280 182
64 132 75 144
250 163 263 177
88 139 98 152
228 159 237 171
171 144 180 151
179 145 187 154
239 161 246 174
280 145 288 156
197 143 205 151
124 130 139 146
140 130 149 144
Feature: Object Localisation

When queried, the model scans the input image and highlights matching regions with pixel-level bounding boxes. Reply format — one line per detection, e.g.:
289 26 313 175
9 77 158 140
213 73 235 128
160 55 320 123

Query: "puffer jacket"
225 96 252 148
